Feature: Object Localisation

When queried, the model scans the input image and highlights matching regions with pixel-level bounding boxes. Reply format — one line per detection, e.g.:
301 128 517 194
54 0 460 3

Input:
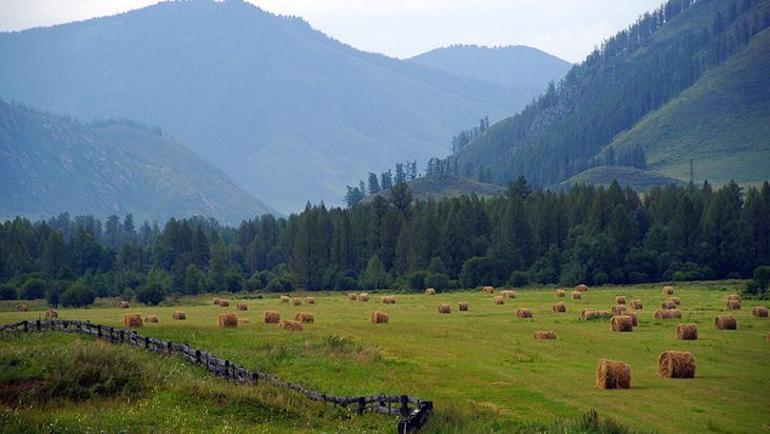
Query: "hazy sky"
0 0 664 62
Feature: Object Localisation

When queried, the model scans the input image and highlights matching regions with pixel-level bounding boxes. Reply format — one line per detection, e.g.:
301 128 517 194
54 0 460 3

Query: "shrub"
266 276 293 292
224 270 244 292
45 280 68 307
335 275 358 291
425 273 450 292
406 271 430 291
18 278 46 300
60 281 97 308
136 282 165 306
509 270 529 287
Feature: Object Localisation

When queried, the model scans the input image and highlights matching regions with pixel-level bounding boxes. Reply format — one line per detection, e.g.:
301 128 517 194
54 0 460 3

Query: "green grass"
2 281 769 433
560 166 684 191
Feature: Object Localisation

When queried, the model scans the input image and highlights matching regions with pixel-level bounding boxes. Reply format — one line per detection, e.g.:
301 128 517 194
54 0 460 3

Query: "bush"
60 281 97 308
136 282 165 306
224 271 244 292
18 278 46 300
45 280 68 307
0 284 16 300
509 270 529 287
335 276 358 291
405 271 430 291
265 276 293 292
425 273 450 292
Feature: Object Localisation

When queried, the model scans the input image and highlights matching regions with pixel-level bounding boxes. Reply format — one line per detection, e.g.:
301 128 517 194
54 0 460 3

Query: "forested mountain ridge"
0 99 276 223
408 44 571 89
0 0 545 212
452 0 770 188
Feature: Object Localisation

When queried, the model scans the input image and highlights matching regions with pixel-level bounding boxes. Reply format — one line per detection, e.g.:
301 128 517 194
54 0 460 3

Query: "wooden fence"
0 319 432 433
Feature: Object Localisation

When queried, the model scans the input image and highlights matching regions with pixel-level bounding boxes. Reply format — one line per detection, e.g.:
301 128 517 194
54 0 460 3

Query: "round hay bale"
294 312 314 323
612 305 628 316
236 303 248 311
292 297 303 306
346 293 358 301
676 323 698 340
670 297 681 306
123 313 143 328
44 309 58 319
727 294 741 302
630 299 643 310
264 311 281 324
751 306 768 317
501 290 517 299
119 301 130 309
534 330 557 340
575 284 589 292
493 296 505 305
280 295 290 303
726 300 741 310
555 289 566 298
516 308 533 319
611 315 634 332
144 314 159 323
437 304 451 314
280 319 303 331
658 351 696 379
425 288 436 295
654 309 682 319
482 286 495 295
571 291 582 300
357 293 370 302
580 309 609 320
172 311 186 320
661 300 677 310
219 299 230 307
458 301 469 311
627 311 639 327
552 302 567 313
662 285 674 295
714 315 737 330
213 298 222 305
616 296 626 305
218 313 238 328
381 295 396 304
305 297 316 305
596 359 631 389
371 311 389 324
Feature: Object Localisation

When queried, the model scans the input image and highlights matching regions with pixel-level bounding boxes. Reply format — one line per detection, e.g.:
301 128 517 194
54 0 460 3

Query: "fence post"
358 397 366 415
400 395 409 417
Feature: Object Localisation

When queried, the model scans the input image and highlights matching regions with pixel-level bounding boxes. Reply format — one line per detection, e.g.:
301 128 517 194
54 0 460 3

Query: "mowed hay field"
2 281 770 433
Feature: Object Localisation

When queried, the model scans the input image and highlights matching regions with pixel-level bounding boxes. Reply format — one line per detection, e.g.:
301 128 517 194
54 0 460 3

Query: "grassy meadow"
1 281 769 433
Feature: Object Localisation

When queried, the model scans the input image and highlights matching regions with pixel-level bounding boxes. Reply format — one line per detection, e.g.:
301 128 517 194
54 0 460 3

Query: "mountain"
0 99 276 223
365 175 505 203
451 0 770 188
0 0 544 212
408 44 571 90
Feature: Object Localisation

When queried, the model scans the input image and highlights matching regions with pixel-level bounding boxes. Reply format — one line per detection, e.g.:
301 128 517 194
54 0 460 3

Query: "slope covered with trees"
453 0 770 188
0 99 275 223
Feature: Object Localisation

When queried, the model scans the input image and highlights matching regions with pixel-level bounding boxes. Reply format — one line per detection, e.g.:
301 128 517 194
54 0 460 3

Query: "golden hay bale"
381 295 396 304
237 303 248 311
616 296 626 305
144 314 159 323
305 297 316 305
219 299 230 307
726 300 741 310
213 298 222 305
45 309 58 319
358 293 370 302
123 313 143 328
534 330 557 340
575 284 589 292
264 311 281 324
292 298 303 306
676 323 698 340
172 311 186 320
727 294 741 302
670 297 681 306
294 312 314 323
654 309 682 319
611 315 634 332
501 290 517 299
280 319 304 331
516 308 533 319
119 301 130 309
371 311 389 324
425 288 436 295
752 306 769 317
437 304 451 314
658 351 696 378
482 286 495 294
347 293 358 301
493 296 505 305
280 295 290 303
596 359 631 389
630 299 643 310
714 315 737 330
626 311 639 327
555 289 566 298
571 291 582 300
552 302 567 313
661 300 677 310
218 313 238 328
662 285 674 295
612 305 628 316
16 304 29 312
459 301 469 311
580 309 609 320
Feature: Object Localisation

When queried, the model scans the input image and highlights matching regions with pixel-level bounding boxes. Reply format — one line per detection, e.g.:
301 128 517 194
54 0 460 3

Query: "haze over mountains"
0 0 569 213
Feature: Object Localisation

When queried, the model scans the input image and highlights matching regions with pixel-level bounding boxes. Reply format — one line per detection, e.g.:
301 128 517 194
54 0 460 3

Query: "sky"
0 0 665 62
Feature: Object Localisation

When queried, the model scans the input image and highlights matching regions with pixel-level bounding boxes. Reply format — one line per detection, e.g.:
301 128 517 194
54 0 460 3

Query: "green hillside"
608 27 770 185
560 166 685 191
0 99 276 223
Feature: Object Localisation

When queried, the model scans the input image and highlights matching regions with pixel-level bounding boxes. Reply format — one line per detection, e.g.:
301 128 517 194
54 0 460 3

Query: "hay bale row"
218 313 238 328
516 308 533 319
459 301 469 311
611 315 634 332
662 285 674 295
658 351 696 378
425 288 436 295
534 330 557 340
654 309 681 319
676 323 698 340
381 295 396 304
482 286 495 294
237 303 248 311
438 304 451 314
714 315 737 330
123 313 143 328
575 284 589 292
45 309 58 319
172 311 186 320
358 293 370 302
493 296 505 305
727 300 741 310
752 306 769 317
280 319 303 331
264 311 280 324
571 291 582 300
371 311 389 324
615 296 626 305
552 301 567 313
144 314 159 323
555 289 566 298
596 359 631 389
294 312 314 323
630 299 643 310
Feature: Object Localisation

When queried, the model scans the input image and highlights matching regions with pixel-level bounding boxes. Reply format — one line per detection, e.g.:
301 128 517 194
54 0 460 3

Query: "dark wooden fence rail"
0 319 432 433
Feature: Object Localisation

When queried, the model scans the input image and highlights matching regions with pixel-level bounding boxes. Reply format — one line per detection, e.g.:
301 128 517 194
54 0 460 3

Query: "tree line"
1 179 769 306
